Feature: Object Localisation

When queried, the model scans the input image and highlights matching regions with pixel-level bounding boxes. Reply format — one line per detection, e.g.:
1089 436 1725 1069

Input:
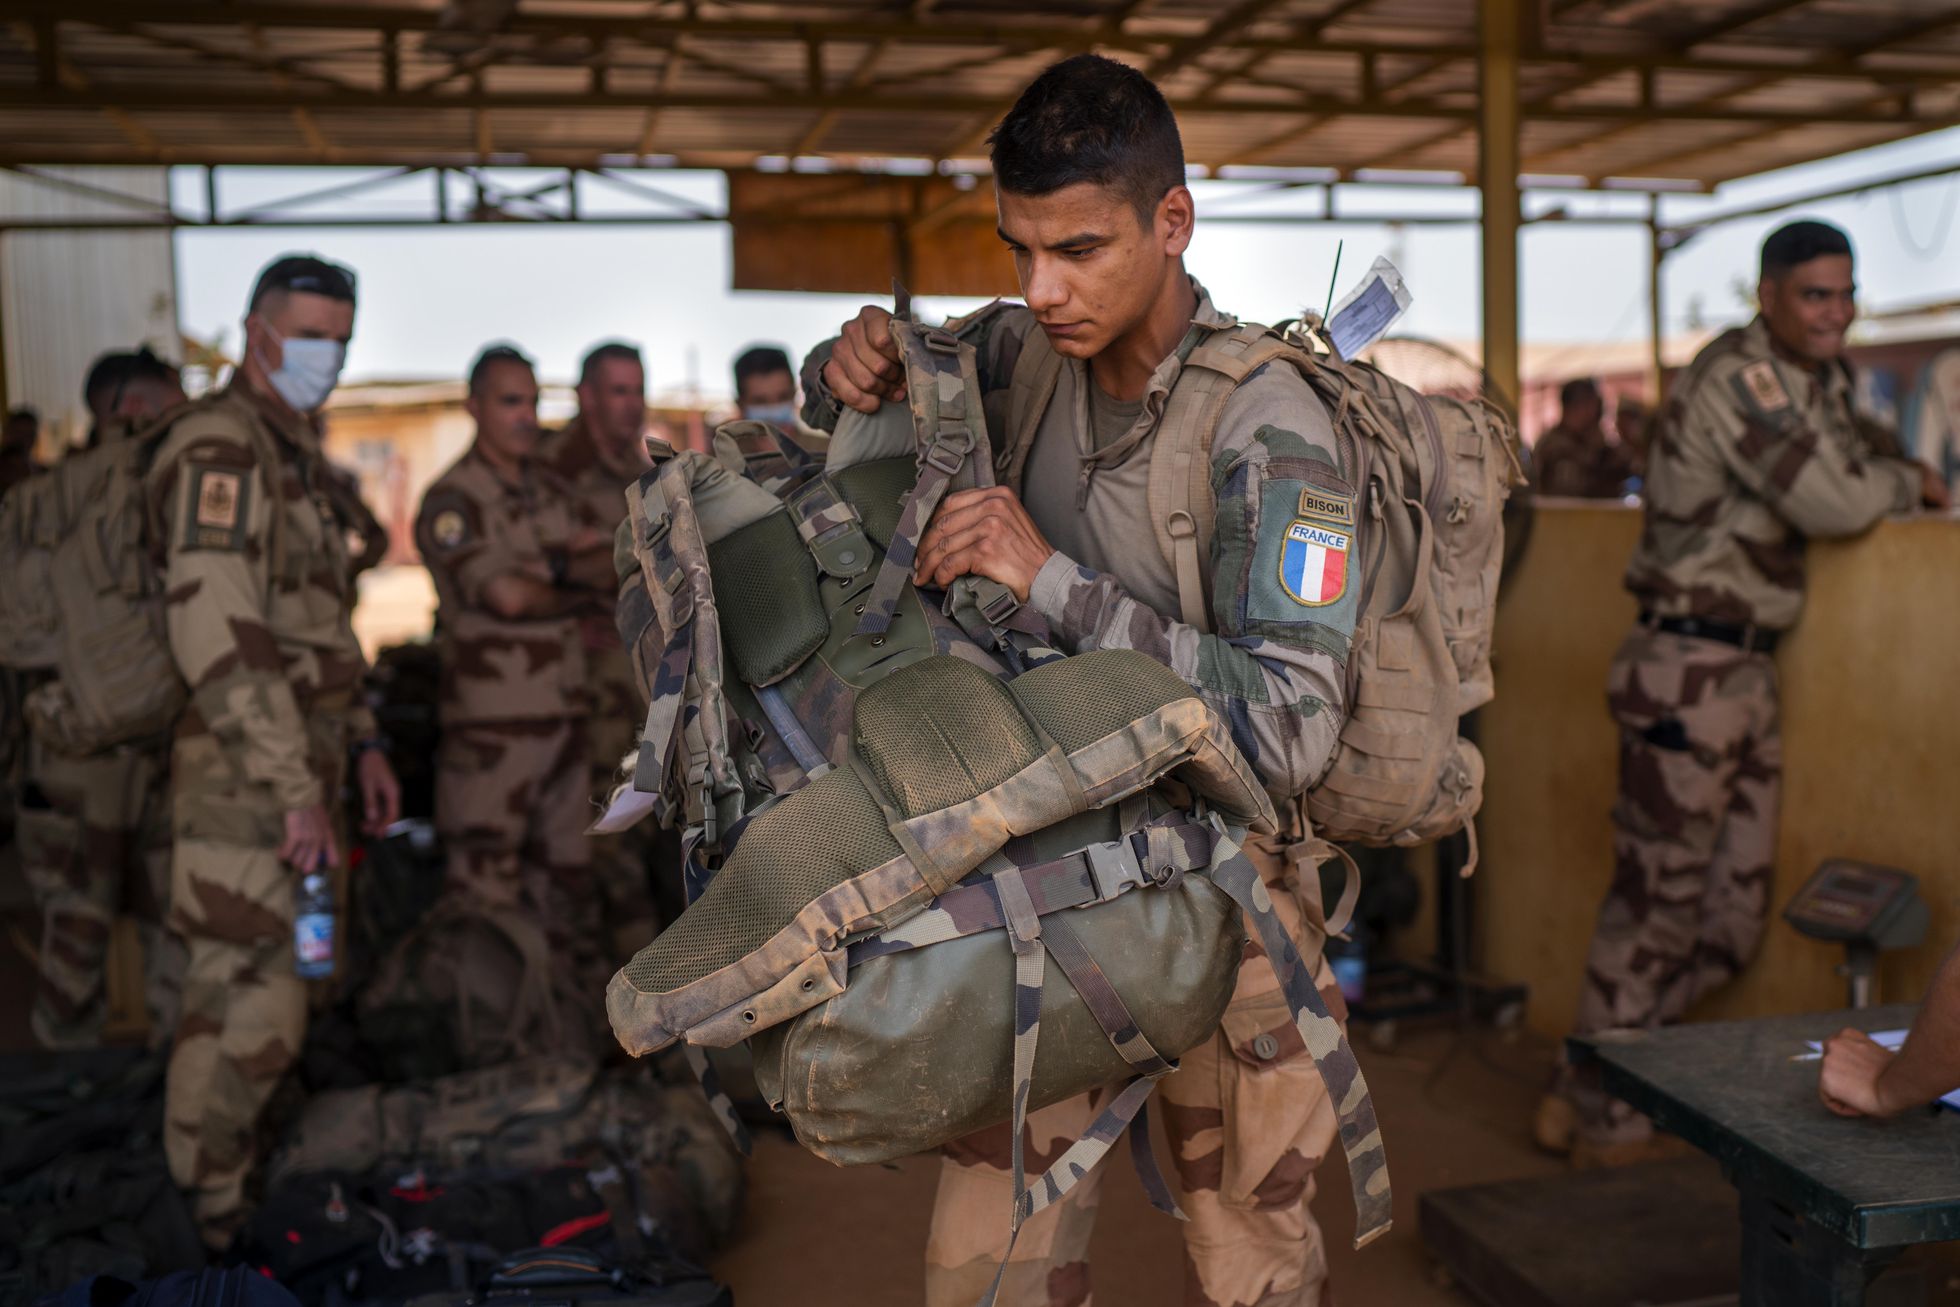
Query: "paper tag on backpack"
1326 256 1413 361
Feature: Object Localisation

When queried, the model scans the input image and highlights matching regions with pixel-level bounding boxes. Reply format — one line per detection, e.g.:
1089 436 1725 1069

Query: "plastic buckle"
1085 840 1147 902
923 426 975 475
921 327 962 355
979 585 1021 625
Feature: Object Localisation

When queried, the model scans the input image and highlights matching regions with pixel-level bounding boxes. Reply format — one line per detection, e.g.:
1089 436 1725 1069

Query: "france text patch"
1279 520 1349 606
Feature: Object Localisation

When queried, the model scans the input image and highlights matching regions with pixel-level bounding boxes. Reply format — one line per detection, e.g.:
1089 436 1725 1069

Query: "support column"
1478 0 1521 414
1647 196 1666 404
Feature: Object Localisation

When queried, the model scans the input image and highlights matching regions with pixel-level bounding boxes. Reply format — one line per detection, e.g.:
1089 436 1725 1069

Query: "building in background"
0 168 179 456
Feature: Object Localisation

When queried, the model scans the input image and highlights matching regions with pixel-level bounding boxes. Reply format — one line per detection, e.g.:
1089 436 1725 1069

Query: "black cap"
247 253 358 314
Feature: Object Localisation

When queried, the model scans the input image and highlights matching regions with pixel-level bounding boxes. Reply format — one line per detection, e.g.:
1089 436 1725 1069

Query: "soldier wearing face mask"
725 343 822 493
146 254 402 1246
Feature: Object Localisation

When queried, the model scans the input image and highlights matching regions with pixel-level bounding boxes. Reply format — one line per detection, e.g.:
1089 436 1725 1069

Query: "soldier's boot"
1532 1091 1578 1156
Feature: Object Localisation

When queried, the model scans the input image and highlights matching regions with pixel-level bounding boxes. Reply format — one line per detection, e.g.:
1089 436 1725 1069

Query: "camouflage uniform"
1532 420 1638 499
1566 316 1925 1143
322 462 391 576
147 386 379 1244
539 416 661 957
806 281 1360 1306
415 447 604 992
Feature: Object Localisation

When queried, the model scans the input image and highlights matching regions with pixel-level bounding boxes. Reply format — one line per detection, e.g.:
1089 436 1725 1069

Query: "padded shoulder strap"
999 321 1064 492
1148 324 1311 633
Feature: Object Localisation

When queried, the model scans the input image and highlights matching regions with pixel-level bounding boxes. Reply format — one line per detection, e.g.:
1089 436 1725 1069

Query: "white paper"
1326 256 1413 361
1806 1029 1960 1111
591 783 659 835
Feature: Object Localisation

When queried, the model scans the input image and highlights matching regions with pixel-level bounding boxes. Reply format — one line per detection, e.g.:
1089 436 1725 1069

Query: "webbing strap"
1038 911 1173 1078
851 424 971 638
1211 839 1393 1248
845 820 1213 966
680 1044 753 1158
1000 326 1064 491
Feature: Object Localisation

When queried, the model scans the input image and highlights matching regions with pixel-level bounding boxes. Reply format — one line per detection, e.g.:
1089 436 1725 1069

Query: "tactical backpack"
603 323 1391 1293
0 403 278 756
1003 316 1523 858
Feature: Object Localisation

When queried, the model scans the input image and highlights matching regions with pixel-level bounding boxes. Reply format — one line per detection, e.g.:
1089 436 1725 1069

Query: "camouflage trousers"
925 833 1343 1307
1564 625 1781 1142
165 710 352 1247
435 718 606 997
15 736 185 1048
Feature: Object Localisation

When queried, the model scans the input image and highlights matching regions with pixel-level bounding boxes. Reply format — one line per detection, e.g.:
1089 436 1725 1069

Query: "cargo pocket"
1213 987 1329 1213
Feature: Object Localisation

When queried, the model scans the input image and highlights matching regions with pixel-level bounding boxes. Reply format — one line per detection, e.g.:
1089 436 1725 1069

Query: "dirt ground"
714 1020 1566 1306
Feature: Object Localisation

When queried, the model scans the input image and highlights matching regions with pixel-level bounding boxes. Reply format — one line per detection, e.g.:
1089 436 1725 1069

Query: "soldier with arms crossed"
151 255 402 1245
416 345 616 995
808 54 1361 1307
1540 220 1949 1163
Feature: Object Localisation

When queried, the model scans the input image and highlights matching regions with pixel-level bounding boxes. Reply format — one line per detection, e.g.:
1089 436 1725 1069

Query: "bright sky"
171 124 1960 398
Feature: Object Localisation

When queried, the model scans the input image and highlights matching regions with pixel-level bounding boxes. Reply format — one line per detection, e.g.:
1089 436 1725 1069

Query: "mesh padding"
709 508 829 686
830 457 916 549
622 766 900 995
1010 648 1192 754
854 657 1041 819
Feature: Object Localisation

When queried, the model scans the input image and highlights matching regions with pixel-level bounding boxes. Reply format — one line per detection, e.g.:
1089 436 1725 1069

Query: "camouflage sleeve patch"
416 487 480 559
180 460 254 552
1218 428 1360 649
1731 358 1796 429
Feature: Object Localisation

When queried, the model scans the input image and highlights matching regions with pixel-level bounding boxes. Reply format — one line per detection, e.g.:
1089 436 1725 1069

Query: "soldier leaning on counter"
1540 219 1950 1164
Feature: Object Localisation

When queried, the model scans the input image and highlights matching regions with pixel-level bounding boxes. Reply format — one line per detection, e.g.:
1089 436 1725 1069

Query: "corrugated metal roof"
0 0 1953 187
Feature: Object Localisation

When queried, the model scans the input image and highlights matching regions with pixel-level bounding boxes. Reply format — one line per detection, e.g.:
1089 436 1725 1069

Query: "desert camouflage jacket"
1625 316 1922 631
802 280 1356 802
416 444 594 724
147 386 376 810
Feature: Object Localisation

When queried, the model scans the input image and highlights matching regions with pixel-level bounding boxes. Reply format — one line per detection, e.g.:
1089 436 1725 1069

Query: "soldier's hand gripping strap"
853 322 994 639
1211 831 1394 1248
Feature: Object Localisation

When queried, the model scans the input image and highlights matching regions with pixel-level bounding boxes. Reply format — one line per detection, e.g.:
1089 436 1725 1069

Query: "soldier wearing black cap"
146 253 402 1246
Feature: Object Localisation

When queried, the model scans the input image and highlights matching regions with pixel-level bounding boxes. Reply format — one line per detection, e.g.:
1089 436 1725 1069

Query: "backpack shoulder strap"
1148 324 1312 633
999 321 1064 492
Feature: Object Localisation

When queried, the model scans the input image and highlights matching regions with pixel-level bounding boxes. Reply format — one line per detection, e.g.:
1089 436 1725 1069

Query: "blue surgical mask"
743 402 798 431
261 332 346 412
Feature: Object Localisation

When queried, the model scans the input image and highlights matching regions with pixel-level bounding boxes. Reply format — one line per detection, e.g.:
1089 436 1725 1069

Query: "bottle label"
295 912 335 972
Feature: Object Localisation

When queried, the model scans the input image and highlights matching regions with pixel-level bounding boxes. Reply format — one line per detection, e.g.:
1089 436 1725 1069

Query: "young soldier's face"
997 180 1194 360
468 358 542 461
1759 253 1856 365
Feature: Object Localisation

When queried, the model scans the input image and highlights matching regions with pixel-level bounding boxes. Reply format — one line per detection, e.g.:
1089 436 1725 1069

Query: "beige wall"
1479 503 1960 1038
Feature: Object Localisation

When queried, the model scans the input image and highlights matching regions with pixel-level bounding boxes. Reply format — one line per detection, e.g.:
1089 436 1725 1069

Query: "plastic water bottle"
294 860 336 979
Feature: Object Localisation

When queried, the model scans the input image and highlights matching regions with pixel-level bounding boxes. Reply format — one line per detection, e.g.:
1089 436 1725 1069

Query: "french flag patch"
1280 520 1350 607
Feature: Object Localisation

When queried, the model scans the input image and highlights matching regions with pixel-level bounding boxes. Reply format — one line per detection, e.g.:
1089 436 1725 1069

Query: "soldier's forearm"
1029 552 1342 797
1881 945 1960 1112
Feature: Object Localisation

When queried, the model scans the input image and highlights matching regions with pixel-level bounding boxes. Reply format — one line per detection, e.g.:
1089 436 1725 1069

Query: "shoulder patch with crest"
432 508 468 549
1735 359 1792 418
184 463 251 551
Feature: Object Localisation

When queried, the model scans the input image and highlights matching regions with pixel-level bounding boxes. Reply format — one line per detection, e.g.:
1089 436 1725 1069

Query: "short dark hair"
732 344 793 397
1760 220 1853 280
5 406 36 426
1559 377 1601 410
467 343 534 395
579 341 643 387
248 253 358 314
83 346 179 410
988 53 1186 223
